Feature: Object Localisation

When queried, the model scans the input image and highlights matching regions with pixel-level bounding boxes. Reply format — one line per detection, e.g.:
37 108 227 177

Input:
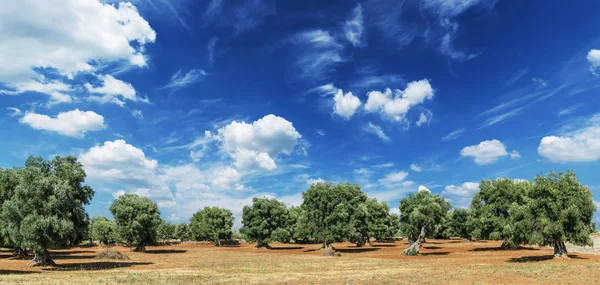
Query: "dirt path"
567 236 600 255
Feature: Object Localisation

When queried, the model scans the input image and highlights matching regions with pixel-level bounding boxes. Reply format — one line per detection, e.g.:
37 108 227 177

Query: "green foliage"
288 206 313 243
241 197 290 246
505 171 596 248
89 216 118 245
173 223 189 241
110 194 161 251
445 208 470 238
349 198 399 245
0 156 94 254
157 220 176 242
399 191 451 242
189 206 234 246
298 182 368 246
468 178 529 242
0 168 19 247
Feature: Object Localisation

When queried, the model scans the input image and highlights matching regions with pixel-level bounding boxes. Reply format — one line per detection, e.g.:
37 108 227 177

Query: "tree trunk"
553 240 569 259
322 241 328 249
133 244 146 252
27 249 55 267
12 247 28 259
402 226 426 256
256 242 272 249
355 237 366 247
216 239 221 247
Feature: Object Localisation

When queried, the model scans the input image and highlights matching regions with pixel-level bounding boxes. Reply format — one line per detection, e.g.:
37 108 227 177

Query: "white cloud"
557 104 583 117
20 109 106 138
363 122 390 142
374 163 395 168
442 128 466 141
6 107 22 117
86 75 145 105
112 190 126 199
79 140 158 183
213 114 302 171
538 126 600 162
587 49 600 74
315 129 327 137
354 168 374 177
290 30 345 83
307 178 326 185
365 79 434 122
163 69 207 91
0 1 155 103
443 182 480 197
509 150 521 159
380 171 409 185
402 181 415 187
410 164 422 172
460 139 509 165
306 83 339 97
333 89 361 119
132 110 143 119
418 185 430 193
344 3 365 48
416 112 430 127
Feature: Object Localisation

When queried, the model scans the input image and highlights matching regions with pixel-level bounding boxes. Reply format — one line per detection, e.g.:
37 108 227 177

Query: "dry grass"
1 240 600 284
95 249 129 260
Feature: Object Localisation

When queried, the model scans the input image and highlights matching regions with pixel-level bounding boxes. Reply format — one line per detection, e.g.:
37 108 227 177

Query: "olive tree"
189 206 234 246
110 194 161 252
174 223 189 241
89 216 118 245
445 208 471 239
241 197 290 248
157 220 176 243
468 178 529 248
350 198 399 246
399 191 450 255
1 156 94 266
288 206 313 243
505 171 596 259
0 168 22 254
299 182 367 248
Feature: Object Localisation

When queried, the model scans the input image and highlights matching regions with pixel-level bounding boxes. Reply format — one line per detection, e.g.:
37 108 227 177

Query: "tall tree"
468 178 529 248
505 171 596 259
110 194 161 252
288 206 313 243
89 216 118 245
1 156 94 266
0 168 20 252
174 223 189 242
399 191 450 255
350 198 398 246
299 182 368 248
189 206 234 246
157 220 176 242
241 197 290 248
445 208 471 239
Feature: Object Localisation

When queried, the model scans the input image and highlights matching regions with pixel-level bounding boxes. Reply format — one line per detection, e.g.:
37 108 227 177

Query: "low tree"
110 194 161 252
89 216 118 245
399 191 450 255
299 182 368 249
445 209 471 239
174 223 189 242
505 171 596 259
0 167 25 256
350 198 398 246
288 206 313 243
189 206 234 246
241 197 290 249
1 156 94 266
468 178 529 248
157 220 176 243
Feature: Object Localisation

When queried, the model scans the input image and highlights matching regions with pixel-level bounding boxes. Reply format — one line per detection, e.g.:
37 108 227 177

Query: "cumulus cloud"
363 122 390 142
588 49 600 74
307 178 326 185
509 150 521 159
443 182 480 197
163 69 207 91
416 112 429 127
333 90 361 119
344 3 365 48
410 164 422 172
460 139 509 165
365 79 434 123
380 171 409 185
538 124 600 162
86 75 145 106
20 109 106 138
418 185 430 192
0 0 155 104
212 114 302 171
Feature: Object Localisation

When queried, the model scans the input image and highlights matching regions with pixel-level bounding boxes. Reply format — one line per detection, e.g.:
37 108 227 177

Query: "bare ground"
1 239 600 284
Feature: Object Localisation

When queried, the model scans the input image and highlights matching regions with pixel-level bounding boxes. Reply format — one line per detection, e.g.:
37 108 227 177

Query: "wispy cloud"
503 68 528 87
441 128 466 141
344 3 366 48
162 69 207 91
557 103 583 117
477 107 523 129
363 122 391 143
290 30 345 83
207 36 219 67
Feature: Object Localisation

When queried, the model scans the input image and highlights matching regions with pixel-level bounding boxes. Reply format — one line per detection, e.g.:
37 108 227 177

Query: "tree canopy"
110 194 161 252
468 178 529 247
0 156 94 266
174 223 189 242
189 206 234 246
157 220 176 242
349 198 399 246
505 171 596 258
241 197 290 248
445 208 471 239
399 191 450 255
299 182 368 248
89 216 118 245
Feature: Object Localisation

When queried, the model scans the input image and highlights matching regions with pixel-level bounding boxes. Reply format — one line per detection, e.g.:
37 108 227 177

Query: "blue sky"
2 0 600 228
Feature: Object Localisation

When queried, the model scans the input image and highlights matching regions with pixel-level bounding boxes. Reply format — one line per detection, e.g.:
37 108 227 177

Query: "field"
1 240 600 284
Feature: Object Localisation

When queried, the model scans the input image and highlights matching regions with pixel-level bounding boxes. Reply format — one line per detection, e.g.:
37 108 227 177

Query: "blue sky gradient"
1 0 600 227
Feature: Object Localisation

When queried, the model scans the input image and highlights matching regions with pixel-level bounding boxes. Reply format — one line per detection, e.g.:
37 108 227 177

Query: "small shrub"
96 249 130 260
321 247 341 257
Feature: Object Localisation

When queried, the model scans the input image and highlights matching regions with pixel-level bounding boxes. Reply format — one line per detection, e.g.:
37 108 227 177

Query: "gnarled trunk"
402 226 426 256
28 249 55 267
216 239 222 247
553 240 569 259
133 244 146 252
12 247 28 259
256 242 272 249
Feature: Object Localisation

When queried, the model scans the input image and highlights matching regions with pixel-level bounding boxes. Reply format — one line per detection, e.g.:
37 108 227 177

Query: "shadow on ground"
336 248 380 253
145 249 187 254
43 261 153 271
508 255 587 263
423 246 442 250
471 246 538 252
371 244 397 248
0 270 39 275
269 246 304 250
420 252 451 256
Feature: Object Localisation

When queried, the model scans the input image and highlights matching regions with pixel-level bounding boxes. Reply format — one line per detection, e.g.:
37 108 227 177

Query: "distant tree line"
0 156 596 267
